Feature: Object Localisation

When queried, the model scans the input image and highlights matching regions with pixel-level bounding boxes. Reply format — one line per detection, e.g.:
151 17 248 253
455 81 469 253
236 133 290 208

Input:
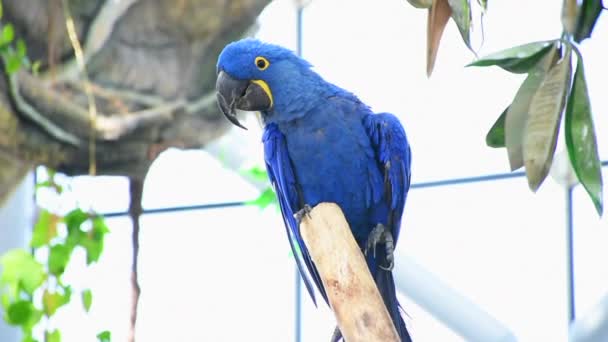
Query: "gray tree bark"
0 0 270 204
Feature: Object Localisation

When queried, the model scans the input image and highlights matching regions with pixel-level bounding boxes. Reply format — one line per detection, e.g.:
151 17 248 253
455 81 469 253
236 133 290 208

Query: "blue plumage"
217 38 412 341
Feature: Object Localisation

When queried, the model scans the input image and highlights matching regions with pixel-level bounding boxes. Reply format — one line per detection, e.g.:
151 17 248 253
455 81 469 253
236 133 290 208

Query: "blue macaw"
216 38 412 342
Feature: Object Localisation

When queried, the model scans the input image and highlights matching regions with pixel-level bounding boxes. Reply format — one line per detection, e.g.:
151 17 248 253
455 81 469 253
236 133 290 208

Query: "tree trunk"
0 0 270 202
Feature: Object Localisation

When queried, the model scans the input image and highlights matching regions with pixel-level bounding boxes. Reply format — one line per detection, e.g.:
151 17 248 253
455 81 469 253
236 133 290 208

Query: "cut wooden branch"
299 203 400 342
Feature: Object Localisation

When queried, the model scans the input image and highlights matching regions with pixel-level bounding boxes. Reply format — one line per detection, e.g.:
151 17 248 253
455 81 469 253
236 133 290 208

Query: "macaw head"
215 38 316 129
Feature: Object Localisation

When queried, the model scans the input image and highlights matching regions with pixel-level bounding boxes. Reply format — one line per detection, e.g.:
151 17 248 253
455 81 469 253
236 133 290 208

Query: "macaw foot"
329 325 342 342
365 223 395 271
294 204 313 224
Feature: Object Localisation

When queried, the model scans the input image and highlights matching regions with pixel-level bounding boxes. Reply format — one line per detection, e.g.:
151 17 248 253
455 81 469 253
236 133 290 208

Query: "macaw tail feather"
371 248 412 342
375 269 411 342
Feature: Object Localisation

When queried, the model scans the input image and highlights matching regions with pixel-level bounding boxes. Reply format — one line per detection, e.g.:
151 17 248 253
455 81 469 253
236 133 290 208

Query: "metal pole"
566 186 575 323
0 172 35 342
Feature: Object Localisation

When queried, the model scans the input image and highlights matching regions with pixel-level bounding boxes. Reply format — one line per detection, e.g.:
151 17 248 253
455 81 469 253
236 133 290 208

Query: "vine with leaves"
0 2 112 340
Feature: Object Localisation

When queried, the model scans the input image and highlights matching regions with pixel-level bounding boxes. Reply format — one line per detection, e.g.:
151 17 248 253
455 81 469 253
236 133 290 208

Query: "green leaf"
241 166 269 182
467 41 556 73
82 289 93 312
16 39 26 58
64 208 89 233
31 209 59 248
486 107 507 148
48 244 72 276
574 0 603 43
0 1 3 19
82 216 109 264
5 52 22 75
0 24 14 46
6 301 33 325
46 330 61 342
6 300 43 330
477 0 487 10
97 330 111 342
247 188 277 209
523 46 572 191
565 48 603 215
447 0 472 49
0 249 46 295
43 287 70 317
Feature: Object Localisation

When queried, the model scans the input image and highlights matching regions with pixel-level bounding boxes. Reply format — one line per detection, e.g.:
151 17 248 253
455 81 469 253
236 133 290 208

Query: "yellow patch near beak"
251 79 273 108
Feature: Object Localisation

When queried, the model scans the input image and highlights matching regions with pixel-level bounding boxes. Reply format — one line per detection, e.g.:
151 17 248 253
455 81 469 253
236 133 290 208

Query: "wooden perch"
299 203 400 342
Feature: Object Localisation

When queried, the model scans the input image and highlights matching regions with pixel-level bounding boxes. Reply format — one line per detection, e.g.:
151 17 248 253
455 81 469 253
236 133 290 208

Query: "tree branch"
42 0 141 82
299 203 400 342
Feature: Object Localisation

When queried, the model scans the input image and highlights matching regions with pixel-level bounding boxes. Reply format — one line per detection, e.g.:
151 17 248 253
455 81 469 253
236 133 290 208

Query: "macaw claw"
365 223 395 271
294 204 313 224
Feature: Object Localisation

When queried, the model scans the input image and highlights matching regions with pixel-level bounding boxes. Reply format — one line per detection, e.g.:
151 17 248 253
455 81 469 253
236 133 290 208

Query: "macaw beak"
216 71 272 130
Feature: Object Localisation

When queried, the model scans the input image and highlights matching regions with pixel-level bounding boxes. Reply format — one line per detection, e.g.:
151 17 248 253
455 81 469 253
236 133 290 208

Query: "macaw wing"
262 123 327 306
363 113 412 241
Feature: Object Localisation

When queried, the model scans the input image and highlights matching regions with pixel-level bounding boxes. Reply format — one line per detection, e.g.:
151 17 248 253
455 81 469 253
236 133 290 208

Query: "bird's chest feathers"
279 113 381 214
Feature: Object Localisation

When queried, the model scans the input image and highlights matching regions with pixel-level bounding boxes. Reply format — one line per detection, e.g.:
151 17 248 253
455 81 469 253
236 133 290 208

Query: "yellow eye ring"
255 56 270 70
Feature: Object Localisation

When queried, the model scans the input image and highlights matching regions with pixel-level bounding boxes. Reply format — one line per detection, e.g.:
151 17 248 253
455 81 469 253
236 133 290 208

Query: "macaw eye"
255 56 269 70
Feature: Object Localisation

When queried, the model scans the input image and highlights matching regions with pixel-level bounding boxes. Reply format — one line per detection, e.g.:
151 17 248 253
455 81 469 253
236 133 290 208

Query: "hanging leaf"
486 106 507 148
467 40 555 73
505 44 558 170
574 0 603 43
407 0 433 8
427 0 452 76
477 0 487 10
565 47 603 215
561 0 579 35
447 0 472 50
523 46 572 191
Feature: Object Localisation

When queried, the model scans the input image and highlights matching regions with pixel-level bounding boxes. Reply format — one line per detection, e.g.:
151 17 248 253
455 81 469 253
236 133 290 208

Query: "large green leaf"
523 47 572 191
574 0 603 43
467 41 556 73
0 249 46 296
447 0 472 49
486 106 507 148
6 300 42 330
565 48 603 215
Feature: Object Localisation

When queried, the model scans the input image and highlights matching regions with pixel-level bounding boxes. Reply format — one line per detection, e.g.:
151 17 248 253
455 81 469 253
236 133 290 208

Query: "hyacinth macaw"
216 38 412 342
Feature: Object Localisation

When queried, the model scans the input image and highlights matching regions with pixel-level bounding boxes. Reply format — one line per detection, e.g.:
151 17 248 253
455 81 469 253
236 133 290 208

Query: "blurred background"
0 0 606 341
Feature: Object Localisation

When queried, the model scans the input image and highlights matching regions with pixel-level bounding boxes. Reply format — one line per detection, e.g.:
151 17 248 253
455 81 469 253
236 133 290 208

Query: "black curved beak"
216 71 272 130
